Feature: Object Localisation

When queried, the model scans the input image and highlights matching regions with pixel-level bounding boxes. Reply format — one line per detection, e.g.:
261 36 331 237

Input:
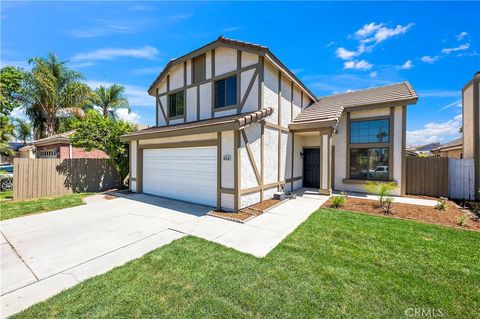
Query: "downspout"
69 144 72 159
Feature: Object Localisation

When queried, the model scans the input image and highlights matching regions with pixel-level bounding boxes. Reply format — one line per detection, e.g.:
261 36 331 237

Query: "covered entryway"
143 146 217 206
303 148 320 188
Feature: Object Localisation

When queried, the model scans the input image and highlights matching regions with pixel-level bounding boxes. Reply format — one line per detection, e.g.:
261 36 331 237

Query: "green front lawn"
0 193 90 221
0 190 13 201
15 209 480 318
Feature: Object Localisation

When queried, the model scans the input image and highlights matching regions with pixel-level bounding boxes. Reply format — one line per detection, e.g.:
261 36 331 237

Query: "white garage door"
143 146 217 206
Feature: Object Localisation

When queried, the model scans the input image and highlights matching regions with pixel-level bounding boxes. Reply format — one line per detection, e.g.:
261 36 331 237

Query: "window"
192 54 206 84
350 148 389 180
168 91 184 117
215 75 237 109
350 119 389 144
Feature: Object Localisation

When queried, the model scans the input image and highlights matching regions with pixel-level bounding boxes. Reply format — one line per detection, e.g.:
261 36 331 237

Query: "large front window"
215 75 237 108
350 148 389 180
350 119 389 143
349 118 390 180
168 91 184 117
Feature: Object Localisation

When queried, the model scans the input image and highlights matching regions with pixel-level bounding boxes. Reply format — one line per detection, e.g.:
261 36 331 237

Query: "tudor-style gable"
149 36 316 128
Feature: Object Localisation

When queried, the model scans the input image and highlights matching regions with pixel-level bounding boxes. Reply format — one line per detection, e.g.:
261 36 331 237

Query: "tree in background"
21 53 93 137
0 66 25 156
0 66 25 116
12 118 32 145
90 84 130 118
70 110 135 179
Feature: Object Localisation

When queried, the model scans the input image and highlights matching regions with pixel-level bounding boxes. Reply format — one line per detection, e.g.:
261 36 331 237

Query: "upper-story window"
168 91 184 118
350 118 390 143
349 118 390 181
215 75 237 109
192 54 206 84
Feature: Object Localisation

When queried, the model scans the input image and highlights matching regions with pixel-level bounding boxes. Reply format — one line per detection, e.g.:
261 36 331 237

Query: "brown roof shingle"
292 82 418 127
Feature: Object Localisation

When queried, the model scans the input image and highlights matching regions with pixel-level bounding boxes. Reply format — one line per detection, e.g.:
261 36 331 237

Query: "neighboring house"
431 137 463 159
461 72 480 199
406 142 441 157
0 142 26 164
33 131 108 159
120 36 418 211
19 145 35 159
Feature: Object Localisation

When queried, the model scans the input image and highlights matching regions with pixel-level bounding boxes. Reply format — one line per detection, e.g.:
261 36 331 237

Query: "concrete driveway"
1 190 329 318
1 193 211 318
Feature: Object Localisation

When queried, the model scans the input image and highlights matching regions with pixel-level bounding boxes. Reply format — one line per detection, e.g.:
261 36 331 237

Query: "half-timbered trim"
241 129 261 185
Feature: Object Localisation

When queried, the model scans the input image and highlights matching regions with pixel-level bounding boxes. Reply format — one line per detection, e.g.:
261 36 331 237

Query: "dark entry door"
303 148 320 188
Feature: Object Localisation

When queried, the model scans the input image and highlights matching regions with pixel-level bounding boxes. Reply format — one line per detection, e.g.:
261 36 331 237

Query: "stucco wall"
280 76 292 128
263 61 279 124
463 84 474 159
214 46 237 76
241 191 260 208
264 126 279 184
186 87 197 122
130 140 137 192
240 124 261 189
241 68 258 113
221 131 235 189
241 51 258 68
199 83 211 120
169 63 184 91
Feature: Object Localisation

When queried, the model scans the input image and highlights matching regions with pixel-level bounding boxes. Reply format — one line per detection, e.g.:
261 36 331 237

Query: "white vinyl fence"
448 159 475 200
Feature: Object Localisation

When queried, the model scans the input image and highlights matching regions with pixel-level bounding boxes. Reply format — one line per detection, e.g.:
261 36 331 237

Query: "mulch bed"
208 199 282 223
322 197 480 232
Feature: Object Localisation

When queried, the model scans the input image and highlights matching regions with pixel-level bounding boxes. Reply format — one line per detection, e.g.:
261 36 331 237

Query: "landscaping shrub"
330 192 347 208
435 197 448 211
364 181 398 214
457 213 469 227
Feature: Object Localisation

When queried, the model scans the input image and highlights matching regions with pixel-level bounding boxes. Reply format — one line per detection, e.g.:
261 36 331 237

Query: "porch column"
319 132 332 195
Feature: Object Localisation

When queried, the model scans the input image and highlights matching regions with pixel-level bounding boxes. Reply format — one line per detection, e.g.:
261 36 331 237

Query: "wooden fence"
13 158 120 201
406 157 476 200
405 157 449 198
449 158 475 200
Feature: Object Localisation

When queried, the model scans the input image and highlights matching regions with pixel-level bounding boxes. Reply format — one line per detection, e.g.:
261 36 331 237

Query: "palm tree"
91 85 129 118
12 118 32 145
21 53 93 137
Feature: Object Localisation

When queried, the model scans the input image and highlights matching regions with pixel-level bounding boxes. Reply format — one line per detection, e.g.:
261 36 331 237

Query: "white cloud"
222 26 241 32
85 80 153 108
326 41 336 47
132 67 163 75
356 22 414 44
418 89 460 98
441 43 470 54
369 71 377 78
71 46 159 62
70 25 131 38
397 60 413 70
421 55 439 64
168 13 193 20
407 115 462 145
9 107 29 121
343 59 373 70
114 108 140 123
336 47 359 60
455 31 468 41
441 99 462 110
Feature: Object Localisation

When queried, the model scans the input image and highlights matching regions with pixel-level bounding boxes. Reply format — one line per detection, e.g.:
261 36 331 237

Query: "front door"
303 148 320 188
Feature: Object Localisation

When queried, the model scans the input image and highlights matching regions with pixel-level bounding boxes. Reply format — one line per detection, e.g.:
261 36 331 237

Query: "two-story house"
120 36 418 211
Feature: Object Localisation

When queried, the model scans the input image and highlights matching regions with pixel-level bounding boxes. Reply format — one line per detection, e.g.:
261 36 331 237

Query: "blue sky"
1 1 479 146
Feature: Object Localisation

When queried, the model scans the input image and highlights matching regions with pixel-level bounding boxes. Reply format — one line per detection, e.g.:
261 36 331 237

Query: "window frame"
346 112 394 181
167 90 185 119
214 74 238 111
192 54 206 84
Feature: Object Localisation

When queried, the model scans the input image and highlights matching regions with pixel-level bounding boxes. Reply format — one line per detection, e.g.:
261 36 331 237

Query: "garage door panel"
143 146 217 206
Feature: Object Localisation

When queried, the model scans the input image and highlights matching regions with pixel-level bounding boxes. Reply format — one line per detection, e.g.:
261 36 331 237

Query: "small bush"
382 197 394 215
457 213 469 227
435 197 448 211
364 181 398 206
331 192 347 208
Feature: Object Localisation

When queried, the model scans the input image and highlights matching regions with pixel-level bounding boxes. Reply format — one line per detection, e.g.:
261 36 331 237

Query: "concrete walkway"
1 190 328 317
172 190 329 257
332 190 439 207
